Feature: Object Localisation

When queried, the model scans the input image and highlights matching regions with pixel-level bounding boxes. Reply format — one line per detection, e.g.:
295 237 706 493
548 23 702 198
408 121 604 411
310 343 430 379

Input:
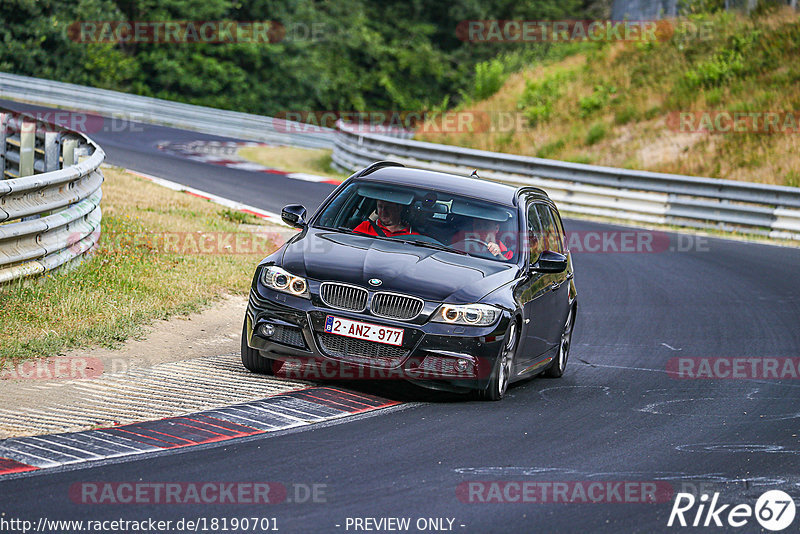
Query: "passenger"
455 217 513 260
353 200 419 237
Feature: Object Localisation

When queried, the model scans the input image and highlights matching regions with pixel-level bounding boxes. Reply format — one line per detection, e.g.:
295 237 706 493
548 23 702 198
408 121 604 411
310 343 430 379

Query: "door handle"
550 281 561 290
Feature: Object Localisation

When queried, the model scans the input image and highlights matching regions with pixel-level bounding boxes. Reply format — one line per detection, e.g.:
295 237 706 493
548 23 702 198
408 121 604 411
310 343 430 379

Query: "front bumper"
245 287 511 391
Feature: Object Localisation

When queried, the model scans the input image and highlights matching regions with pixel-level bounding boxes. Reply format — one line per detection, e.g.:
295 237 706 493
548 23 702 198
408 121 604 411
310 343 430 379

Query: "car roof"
358 166 526 206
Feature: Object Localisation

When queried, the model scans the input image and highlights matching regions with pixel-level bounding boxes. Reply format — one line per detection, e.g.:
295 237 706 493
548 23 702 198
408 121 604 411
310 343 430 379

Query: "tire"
544 305 575 378
479 320 518 401
241 318 280 375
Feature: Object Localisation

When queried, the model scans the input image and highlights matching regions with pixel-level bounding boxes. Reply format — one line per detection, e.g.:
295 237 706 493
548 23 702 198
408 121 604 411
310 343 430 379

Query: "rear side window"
535 204 563 254
549 207 567 252
526 203 545 263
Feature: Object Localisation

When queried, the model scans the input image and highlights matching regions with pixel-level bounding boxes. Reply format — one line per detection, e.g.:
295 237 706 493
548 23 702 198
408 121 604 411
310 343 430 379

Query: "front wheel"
544 306 574 378
241 319 281 375
479 320 517 401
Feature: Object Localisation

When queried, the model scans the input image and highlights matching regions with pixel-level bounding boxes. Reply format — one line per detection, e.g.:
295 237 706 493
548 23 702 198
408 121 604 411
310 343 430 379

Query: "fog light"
258 324 275 338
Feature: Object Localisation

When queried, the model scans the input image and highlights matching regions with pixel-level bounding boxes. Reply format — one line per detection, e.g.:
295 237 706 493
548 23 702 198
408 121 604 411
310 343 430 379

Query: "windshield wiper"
316 225 359 235
397 239 468 255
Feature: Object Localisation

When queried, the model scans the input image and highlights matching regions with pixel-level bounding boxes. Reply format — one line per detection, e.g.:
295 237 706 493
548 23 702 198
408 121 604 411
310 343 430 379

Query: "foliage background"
0 0 604 115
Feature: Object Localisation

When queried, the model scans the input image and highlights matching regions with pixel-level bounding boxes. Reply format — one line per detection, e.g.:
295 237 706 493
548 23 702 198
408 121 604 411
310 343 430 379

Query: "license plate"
324 315 404 346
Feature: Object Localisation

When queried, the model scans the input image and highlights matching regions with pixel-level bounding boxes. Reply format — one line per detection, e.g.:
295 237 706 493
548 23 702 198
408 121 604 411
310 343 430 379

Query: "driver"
353 199 419 237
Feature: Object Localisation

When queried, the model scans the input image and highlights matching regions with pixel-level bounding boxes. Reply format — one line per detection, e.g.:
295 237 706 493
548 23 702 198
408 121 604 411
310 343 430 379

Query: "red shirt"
493 241 514 260
353 219 419 237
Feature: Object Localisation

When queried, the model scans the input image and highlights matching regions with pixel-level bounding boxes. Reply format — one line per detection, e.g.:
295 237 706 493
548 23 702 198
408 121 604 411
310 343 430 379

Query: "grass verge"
0 166 279 366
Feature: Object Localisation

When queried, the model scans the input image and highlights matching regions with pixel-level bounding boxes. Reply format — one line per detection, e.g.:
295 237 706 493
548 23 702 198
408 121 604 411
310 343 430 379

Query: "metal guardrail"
0 72 335 150
332 120 800 240
0 108 104 284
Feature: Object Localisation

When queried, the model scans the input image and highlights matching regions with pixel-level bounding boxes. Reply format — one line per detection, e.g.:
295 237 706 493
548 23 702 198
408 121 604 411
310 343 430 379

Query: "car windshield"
314 180 519 262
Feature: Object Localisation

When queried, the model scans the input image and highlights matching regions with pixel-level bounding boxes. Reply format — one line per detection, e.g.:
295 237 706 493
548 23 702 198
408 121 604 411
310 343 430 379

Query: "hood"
281 229 519 303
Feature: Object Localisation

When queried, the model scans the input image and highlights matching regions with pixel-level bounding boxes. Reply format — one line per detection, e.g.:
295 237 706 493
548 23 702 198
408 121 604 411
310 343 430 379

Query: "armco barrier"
332 120 800 240
0 108 104 284
0 72 335 149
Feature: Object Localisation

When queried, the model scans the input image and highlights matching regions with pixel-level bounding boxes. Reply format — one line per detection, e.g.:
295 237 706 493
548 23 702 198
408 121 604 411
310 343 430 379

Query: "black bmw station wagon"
242 162 577 400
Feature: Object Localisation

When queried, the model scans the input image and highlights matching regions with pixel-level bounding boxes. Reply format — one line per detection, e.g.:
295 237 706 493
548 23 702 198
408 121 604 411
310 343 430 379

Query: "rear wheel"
241 319 281 375
544 306 574 378
479 320 517 401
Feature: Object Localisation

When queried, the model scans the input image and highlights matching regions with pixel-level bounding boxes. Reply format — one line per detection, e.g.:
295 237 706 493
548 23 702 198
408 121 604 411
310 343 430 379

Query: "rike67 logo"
668 490 796 530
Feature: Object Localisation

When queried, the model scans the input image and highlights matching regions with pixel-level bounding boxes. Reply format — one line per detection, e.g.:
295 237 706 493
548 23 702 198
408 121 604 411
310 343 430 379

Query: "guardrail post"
62 138 78 167
75 145 91 163
43 130 59 172
19 120 35 177
0 113 7 178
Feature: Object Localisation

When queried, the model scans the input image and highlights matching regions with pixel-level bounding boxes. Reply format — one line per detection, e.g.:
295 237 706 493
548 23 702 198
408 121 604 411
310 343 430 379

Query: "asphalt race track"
2 101 800 533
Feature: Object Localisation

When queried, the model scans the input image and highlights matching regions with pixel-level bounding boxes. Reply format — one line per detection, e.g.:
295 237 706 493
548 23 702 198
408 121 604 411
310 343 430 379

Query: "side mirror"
531 250 568 273
281 204 307 228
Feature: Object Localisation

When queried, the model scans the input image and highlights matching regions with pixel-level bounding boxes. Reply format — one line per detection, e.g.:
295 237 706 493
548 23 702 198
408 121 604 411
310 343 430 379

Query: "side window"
549 207 567 253
535 204 563 254
526 203 544 263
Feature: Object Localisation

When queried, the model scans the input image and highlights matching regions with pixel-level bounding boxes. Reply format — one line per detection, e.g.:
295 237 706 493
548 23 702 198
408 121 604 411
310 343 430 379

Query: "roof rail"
517 185 550 198
357 160 405 177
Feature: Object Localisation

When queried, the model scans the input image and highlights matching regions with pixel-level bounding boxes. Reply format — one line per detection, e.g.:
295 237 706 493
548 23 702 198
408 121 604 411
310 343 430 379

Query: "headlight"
261 266 309 298
431 303 500 326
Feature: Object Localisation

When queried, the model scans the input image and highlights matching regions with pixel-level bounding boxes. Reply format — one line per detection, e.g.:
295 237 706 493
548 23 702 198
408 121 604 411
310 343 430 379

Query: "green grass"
585 122 607 146
220 208 263 224
614 105 638 125
0 167 278 367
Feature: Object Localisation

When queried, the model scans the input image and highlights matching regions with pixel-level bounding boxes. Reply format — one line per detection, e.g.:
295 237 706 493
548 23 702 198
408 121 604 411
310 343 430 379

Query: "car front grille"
371 292 424 320
320 282 368 312
317 333 407 368
272 325 307 349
